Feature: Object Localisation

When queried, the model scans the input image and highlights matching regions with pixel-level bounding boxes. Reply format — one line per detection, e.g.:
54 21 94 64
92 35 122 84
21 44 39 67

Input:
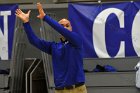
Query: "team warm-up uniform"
23 15 87 93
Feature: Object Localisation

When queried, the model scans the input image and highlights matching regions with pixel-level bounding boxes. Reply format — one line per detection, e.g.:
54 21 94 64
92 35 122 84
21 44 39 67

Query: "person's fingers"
15 10 20 15
37 15 40 18
37 2 41 7
27 10 31 15
16 9 23 15
16 9 19 13
37 3 40 9
18 9 23 14
37 2 43 11
15 13 18 16
15 13 20 18
37 2 41 6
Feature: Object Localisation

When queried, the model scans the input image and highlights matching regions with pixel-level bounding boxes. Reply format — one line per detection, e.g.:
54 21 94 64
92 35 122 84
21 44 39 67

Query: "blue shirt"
23 15 85 88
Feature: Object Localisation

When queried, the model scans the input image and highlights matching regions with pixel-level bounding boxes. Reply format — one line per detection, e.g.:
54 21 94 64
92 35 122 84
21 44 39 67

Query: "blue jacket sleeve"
43 15 82 48
23 22 52 54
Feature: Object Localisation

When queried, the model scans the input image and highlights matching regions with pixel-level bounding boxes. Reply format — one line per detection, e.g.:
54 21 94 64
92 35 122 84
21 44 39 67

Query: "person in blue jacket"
15 2 87 93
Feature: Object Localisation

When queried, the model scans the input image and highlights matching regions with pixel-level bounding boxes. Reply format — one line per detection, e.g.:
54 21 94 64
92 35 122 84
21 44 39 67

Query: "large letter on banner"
0 5 18 60
93 8 125 58
0 11 11 60
132 10 140 56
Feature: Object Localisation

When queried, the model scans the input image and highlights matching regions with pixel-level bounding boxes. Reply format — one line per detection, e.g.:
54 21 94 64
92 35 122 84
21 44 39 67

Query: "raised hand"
37 2 46 19
15 9 31 23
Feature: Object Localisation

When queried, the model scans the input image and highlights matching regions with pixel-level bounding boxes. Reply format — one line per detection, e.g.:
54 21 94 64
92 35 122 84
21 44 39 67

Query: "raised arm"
15 9 52 54
36 3 82 48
